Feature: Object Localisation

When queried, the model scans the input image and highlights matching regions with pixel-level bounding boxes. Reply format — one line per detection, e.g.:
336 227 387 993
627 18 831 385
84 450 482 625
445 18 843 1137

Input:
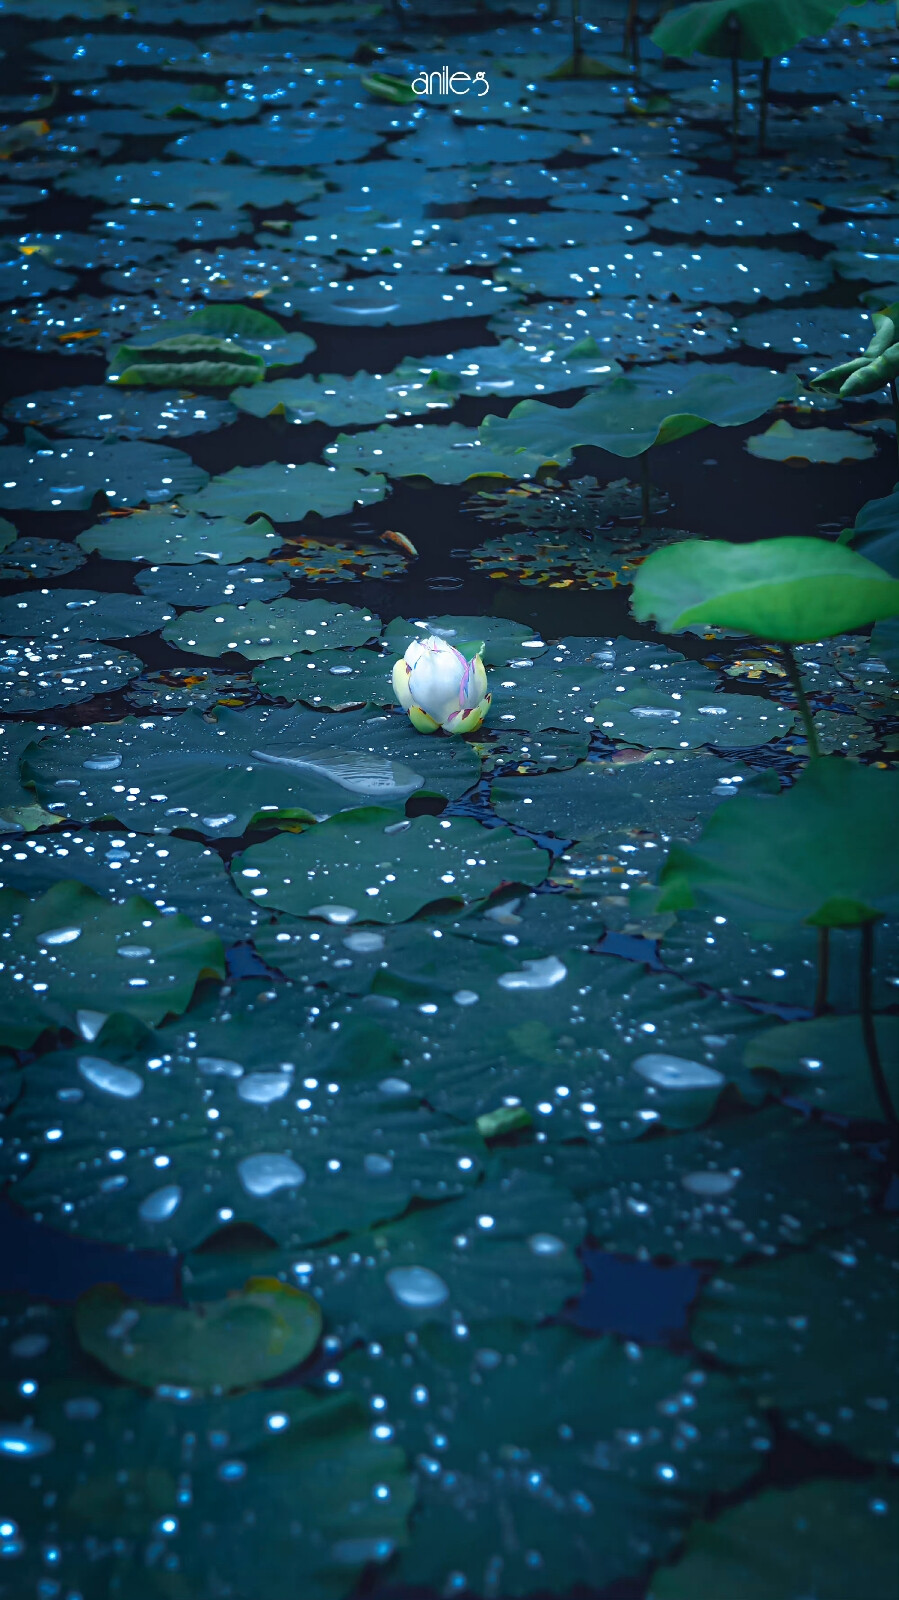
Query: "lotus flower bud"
391 634 491 735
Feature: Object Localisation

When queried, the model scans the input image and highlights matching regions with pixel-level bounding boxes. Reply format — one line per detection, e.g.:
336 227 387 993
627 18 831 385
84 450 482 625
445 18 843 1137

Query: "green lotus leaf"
120 303 316 369
107 333 266 389
744 1012 899 1120
395 339 622 399
848 484 899 576
75 1280 322 1394
22 704 481 836
324 421 546 483
161 596 379 661
185 1169 585 1340
0 439 208 511
0 639 143 712
134 560 288 607
253 646 394 710
0 881 224 1046
0 588 172 642
231 369 455 426
631 536 899 641
746 419 877 462
480 367 799 464
179 460 387 522
649 1478 898 1600
2 385 237 440
337 1321 768 1595
0 1377 413 1600
651 0 844 60
510 1106 877 1264
691 1217 898 1463
232 809 550 922
58 157 324 211
0 536 86 581
496 244 831 304
592 684 795 749
275 273 519 326
77 508 283 564
382 614 547 668
655 757 899 928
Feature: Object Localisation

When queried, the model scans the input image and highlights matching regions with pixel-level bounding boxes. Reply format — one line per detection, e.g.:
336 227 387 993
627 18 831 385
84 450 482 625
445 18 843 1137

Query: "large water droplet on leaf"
77 1056 144 1099
631 1053 725 1090
238 1153 305 1196
385 1265 450 1308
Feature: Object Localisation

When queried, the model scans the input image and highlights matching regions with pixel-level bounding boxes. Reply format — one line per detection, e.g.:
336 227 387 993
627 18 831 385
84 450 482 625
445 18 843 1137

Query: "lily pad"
324 421 547 483
0 440 208 511
0 639 142 712
23 705 482 835
0 536 86 581
744 1013 899 1121
268 535 410 585
179 461 387 522
231 369 456 426
134 561 289 607
591 685 795 749
0 880 224 1047
162 597 379 661
253 647 395 710
120 304 316 370
75 1280 322 1393
124 666 258 711
655 758 899 929
59 157 324 212
2 386 236 439
107 333 266 390
490 299 739 365
232 809 550 922
0 589 172 642
650 192 822 238
649 1479 899 1600
691 1217 899 1464
631 537 899 641
274 273 517 326
383 615 546 669
338 1321 768 1595
746 420 877 463
395 339 622 399
849 486 899 577
77 508 284 564
496 244 831 305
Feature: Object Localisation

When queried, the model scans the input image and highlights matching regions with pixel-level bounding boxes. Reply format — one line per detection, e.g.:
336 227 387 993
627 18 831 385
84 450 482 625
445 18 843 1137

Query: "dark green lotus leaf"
324 421 545 483
869 615 899 675
125 666 258 711
232 369 456 426
77 508 283 564
2 385 236 439
738 304 873 360
233 809 550 922
107 333 266 390
334 947 767 1140
59 157 324 211
746 420 877 463
651 193 821 239
652 0 844 61
23 705 481 836
395 339 622 399
135 561 289 607
179 461 387 522
0 536 86 581
254 647 394 710
469 523 695 590
187 1169 585 1340
120 304 316 370
0 881 224 1047
744 1012 899 1121
0 719 60 833
492 753 753 852
162 596 379 661
0 1003 484 1249
267 534 409 586
75 1280 322 1394
496 244 830 305
0 440 208 511
0 639 142 712
848 485 899 577
649 1478 898 1600
490 298 739 365
0 1377 412 1600
166 119 379 167
631 537 899 641
337 1321 768 1595
512 1106 876 1264
655 758 899 929
274 274 518 327
0 828 259 945
480 367 798 465
691 1217 898 1463
383 615 546 668
592 684 795 749
0 588 171 642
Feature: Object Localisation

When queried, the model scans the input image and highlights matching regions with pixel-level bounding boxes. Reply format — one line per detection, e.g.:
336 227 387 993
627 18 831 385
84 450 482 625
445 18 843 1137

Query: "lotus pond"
0 0 898 1596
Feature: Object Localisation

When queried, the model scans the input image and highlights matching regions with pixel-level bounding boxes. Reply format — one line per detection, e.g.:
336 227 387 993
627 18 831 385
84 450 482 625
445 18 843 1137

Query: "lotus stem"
640 450 652 527
814 926 830 1015
859 921 898 1142
731 49 740 154
571 0 582 70
780 644 820 758
759 58 771 155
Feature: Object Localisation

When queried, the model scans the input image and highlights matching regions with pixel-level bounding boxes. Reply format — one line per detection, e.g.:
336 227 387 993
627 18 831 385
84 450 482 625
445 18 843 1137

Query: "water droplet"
631 1053 724 1090
364 1153 394 1176
238 1154 305 1196
453 989 479 1006
0 1425 54 1459
116 945 152 960
201 814 237 830
343 931 385 953
76 1009 108 1041
378 1077 412 1096
82 754 121 771
139 1185 183 1222
238 1073 292 1104
681 1170 739 1197
38 926 81 947
77 1056 143 1099
250 747 423 798
385 1265 449 1308
197 1056 243 1078
528 1233 566 1256
497 956 567 991
308 904 358 925
10 1334 49 1360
